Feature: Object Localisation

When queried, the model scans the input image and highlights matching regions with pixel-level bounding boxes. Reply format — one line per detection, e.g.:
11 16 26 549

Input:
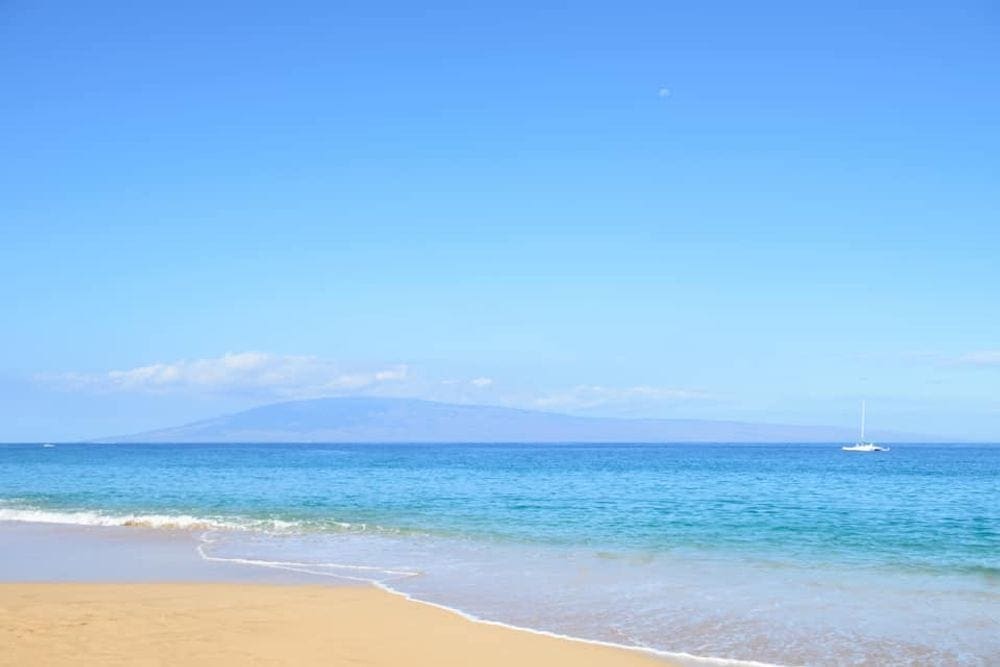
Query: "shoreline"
0 520 784 666
9 509 990 666
0 521 692 666
0 582 674 667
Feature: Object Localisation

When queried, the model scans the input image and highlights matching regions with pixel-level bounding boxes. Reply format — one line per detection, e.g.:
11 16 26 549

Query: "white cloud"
38 354 715 419
657 87 671 98
532 384 711 411
958 350 1000 366
42 352 408 399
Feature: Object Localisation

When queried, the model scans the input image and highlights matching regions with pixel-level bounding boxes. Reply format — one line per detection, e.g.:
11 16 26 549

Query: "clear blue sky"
1 1 998 440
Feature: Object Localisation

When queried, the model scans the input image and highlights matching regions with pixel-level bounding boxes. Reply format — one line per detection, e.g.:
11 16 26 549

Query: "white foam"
0 506 787 666
0 507 299 533
195 532 421 583
194 533 786 667
375 584 788 667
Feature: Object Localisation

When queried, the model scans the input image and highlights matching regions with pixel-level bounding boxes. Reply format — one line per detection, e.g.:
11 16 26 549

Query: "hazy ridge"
99 397 930 443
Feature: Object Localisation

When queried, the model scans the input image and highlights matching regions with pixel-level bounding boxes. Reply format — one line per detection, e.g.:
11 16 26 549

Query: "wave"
370 582 785 667
196 533 422 584
194 535 784 667
0 506 329 533
1 505 785 666
1 504 791 667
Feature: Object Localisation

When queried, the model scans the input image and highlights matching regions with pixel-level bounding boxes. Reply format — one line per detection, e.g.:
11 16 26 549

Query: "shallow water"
1 442 998 665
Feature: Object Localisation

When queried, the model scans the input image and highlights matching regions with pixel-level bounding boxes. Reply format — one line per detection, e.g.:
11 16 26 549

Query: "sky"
1 1 998 441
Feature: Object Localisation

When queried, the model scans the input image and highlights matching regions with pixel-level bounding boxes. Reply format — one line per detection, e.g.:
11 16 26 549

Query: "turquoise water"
1 443 998 665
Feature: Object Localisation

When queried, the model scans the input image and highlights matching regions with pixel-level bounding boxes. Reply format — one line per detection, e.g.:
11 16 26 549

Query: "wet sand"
0 523 672 666
0 583 671 666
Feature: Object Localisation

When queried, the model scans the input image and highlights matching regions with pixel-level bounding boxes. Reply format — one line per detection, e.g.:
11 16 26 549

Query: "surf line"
195 531 422 584
194 532 784 667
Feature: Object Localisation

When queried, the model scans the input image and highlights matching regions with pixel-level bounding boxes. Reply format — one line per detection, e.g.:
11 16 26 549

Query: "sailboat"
841 402 889 452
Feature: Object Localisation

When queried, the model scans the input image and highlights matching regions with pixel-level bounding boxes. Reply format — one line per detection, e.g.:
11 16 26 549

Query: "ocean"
1 442 997 665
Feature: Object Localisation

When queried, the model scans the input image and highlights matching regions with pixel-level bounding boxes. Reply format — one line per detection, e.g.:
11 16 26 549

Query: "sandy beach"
0 583 669 666
0 523 673 666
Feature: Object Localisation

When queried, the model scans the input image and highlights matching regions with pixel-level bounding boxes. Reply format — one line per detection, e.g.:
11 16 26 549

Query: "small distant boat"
842 402 888 452
42 443 55 448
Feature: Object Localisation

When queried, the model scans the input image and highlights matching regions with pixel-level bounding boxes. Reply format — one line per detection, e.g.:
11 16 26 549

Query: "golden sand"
0 583 672 666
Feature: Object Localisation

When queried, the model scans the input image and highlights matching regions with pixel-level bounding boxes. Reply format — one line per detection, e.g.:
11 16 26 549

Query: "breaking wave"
0 506 344 534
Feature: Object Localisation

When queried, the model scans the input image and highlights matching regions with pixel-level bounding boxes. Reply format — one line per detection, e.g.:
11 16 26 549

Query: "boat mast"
860 401 866 443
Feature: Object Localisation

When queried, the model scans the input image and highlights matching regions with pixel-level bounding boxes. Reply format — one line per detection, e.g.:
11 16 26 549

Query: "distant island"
98 397 929 443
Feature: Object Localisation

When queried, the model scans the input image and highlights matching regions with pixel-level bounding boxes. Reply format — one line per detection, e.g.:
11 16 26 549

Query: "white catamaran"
841 401 889 452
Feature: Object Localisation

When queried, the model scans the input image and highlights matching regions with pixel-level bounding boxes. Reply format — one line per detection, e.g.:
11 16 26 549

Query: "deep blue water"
1 442 998 665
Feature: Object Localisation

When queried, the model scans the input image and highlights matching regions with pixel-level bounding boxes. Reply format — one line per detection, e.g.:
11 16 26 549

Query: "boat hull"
841 444 889 452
